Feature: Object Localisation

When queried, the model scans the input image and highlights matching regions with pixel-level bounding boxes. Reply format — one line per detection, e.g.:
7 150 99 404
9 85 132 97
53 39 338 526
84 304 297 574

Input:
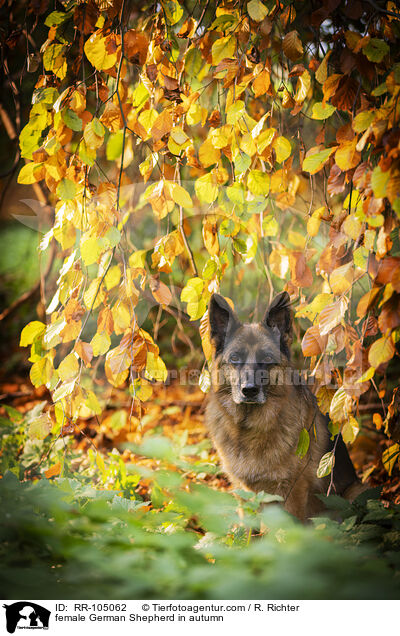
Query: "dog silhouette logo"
3 602 50 634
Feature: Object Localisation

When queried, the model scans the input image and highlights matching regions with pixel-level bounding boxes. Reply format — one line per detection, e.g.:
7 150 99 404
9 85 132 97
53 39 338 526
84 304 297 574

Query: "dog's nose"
242 385 259 400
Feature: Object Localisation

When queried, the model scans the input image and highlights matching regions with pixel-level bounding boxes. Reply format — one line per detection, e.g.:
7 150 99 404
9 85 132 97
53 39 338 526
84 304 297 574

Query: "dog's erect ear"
262 291 292 357
209 294 241 355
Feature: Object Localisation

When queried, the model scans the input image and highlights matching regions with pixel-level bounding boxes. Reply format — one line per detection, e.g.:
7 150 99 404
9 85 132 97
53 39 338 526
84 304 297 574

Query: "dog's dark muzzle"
238 367 268 403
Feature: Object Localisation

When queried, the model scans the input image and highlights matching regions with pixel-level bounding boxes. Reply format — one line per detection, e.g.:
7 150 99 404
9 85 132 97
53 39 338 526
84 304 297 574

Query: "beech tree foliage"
17 0 400 477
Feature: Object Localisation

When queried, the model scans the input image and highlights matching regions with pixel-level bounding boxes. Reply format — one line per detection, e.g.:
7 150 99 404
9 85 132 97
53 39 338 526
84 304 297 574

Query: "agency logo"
3 602 50 634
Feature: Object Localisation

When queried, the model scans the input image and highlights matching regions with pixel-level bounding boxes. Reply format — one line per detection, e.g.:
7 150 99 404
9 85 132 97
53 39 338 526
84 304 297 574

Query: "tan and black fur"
206 292 364 521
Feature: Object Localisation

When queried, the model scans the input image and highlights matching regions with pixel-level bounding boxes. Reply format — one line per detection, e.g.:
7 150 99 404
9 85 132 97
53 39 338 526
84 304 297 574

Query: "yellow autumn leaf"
239 133 257 156
195 173 218 203
335 139 360 171
112 302 131 334
253 69 270 97
203 221 219 256
269 248 289 278
273 136 292 163
247 0 268 22
352 110 374 133
17 162 44 184
342 416 360 444
307 206 326 237
151 109 173 142
311 102 336 120
165 181 193 208
199 138 221 167
315 50 332 84
302 146 337 175
83 118 105 149
57 352 79 381
212 36 236 65
318 297 348 335
382 443 400 476
20 321 46 346
133 378 153 401
371 166 390 198
288 230 306 249
294 70 311 103
247 170 270 195
83 278 104 310
329 387 352 423
91 332 111 356
329 262 354 294
43 43 67 79
181 277 204 303
145 351 168 382
84 31 118 71
30 356 53 388
295 293 333 321
368 336 395 368
343 215 362 241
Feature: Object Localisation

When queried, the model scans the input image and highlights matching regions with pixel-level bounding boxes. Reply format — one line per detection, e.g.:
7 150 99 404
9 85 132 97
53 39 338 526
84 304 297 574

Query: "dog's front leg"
283 479 310 522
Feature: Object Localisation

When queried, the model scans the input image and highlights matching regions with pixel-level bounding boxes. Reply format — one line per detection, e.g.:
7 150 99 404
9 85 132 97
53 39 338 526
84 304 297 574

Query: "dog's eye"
229 353 241 364
264 354 274 363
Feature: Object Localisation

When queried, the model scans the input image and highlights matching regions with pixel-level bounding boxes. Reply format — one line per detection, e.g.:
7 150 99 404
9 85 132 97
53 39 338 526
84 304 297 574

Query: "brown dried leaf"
283 30 303 61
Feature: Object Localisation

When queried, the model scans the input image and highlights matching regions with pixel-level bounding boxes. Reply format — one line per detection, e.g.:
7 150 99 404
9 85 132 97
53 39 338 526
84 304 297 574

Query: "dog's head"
209 292 292 405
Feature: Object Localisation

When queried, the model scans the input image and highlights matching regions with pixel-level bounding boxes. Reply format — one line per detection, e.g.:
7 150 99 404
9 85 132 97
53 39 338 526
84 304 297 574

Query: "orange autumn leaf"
45 462 62 479
253 69 271 97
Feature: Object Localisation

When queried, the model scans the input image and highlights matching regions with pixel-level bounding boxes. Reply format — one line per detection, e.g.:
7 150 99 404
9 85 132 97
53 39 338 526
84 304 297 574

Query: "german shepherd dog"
206 291 364 521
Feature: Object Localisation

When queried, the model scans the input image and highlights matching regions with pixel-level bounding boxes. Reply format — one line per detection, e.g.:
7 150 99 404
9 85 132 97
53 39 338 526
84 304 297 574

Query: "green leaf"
262 215 278 236
84 390 102 415
43 43 67 79
363 38 389 63
296 428 310 459
234 153 251 175
247 170 270 196
302 147 336 175
105 226 121 248
106 131 124 160
32 87 59 106
28 414 52 440
162 0 184 25
352 111 374 133
371 166 390 198
273 136 292 163
62 108 83 131
247 0 269 21
57 178 77 201
45 10 72 27
311 102 336 120
212 36 236 65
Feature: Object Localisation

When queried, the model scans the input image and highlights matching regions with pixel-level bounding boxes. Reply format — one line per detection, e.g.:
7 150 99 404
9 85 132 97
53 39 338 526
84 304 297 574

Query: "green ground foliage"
1 406 400 600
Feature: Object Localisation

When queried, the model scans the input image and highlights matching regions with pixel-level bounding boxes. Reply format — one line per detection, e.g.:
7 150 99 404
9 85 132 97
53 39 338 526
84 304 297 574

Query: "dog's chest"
209 405 300 490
